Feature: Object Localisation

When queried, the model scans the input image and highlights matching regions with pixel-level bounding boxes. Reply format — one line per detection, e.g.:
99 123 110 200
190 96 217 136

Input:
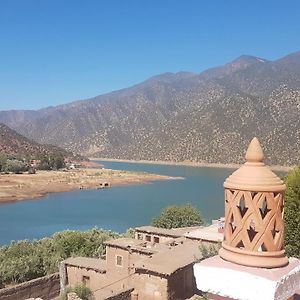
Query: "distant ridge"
0 50 300 166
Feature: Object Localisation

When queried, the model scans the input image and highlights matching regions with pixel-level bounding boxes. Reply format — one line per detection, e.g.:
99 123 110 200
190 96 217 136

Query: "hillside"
0 51 300 166
0 123 72 158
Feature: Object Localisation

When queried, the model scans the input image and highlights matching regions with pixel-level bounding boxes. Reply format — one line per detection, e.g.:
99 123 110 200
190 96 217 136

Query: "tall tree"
152 204 203 229
0 153 7 171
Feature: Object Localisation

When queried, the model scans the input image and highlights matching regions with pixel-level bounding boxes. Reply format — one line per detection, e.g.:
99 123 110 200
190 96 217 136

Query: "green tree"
0 273 4 288
49 154 65 170
38 155 51 170
0 240 44 284
37 154 65 170
152 204 203 229
284 165 300 258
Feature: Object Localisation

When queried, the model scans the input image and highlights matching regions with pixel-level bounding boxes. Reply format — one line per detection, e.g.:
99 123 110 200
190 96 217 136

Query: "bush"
284 165 300 258
61 284 93 300
0 228 121 286
152 204 203 229
199 242 221 260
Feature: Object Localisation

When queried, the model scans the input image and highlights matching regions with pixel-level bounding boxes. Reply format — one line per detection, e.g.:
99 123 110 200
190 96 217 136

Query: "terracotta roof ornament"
219 137 289 268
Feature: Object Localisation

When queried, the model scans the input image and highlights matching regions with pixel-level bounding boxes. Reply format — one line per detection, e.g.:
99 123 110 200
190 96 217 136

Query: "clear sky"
0 0 300 111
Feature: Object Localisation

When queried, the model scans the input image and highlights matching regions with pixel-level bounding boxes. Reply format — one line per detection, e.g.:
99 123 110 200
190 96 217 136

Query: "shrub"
284 165 300 258
61 284 93 300
198 242 221 260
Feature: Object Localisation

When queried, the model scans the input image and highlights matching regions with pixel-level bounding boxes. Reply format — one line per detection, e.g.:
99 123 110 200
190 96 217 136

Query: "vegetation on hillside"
0 152 66 173
0 123 72 159
0 123 85 172
284 165 300 258
152 204 203 229
0 229 122 287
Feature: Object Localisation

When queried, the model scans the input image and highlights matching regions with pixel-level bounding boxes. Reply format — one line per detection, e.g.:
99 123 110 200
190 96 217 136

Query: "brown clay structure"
219 137 288 268
194 138 300 300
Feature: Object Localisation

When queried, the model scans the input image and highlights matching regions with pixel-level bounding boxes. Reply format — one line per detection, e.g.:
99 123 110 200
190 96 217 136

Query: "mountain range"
1 51 300 166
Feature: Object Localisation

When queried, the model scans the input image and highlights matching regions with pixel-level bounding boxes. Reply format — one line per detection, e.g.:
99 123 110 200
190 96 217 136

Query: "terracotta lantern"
219 137 289 268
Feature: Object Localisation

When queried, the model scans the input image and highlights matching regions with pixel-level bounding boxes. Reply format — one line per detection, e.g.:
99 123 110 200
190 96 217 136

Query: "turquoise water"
0 161 233 245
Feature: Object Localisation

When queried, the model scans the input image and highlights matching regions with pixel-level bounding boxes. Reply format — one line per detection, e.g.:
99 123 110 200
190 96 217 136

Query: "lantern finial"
245 137 264 163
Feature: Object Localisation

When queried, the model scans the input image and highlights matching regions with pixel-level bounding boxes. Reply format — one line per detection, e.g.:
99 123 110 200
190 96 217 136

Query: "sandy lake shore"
0 168 181 204
90 158 293 172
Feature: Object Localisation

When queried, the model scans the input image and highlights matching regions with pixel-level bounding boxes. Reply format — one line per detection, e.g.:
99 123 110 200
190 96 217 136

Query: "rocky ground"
0 168 180 203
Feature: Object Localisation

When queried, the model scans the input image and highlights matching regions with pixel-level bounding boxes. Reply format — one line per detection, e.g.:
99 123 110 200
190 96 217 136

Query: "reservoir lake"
0 161 234 245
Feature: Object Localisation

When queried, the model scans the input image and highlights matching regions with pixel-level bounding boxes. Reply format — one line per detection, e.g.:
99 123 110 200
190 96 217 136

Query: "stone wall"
103 288 134 300
0 273 60 300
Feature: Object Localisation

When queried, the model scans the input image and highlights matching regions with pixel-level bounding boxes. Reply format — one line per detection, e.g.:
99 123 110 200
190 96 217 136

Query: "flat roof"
134 240 202 276
105 237 140 248
105 236 189 255
105 237 156 254
64 257 106 273
135 225 201 237
185 224 223 242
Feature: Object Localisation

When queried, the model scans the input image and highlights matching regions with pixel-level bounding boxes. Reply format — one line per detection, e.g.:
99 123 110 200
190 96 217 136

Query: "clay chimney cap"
224 138 286 192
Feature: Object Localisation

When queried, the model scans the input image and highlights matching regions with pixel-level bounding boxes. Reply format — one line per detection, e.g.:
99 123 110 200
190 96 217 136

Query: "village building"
60 222 223 300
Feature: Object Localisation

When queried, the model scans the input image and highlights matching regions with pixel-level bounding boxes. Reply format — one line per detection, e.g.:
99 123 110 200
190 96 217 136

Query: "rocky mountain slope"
1 51 300 166
0 123 72 158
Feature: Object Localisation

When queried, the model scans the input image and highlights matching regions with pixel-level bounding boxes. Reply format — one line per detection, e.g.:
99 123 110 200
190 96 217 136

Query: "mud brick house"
60 223 222 300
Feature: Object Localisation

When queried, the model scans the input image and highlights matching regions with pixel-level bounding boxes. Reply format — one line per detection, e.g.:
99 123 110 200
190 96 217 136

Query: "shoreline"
89 158 293 172
0 168 181 205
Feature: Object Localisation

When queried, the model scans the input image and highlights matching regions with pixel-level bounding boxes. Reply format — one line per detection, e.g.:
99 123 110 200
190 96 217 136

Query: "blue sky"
0 0 300 110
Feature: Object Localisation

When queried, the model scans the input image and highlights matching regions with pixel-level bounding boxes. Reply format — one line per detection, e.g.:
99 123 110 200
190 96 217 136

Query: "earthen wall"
66 265 106 291
0 273 59 300
129 272 168 300
135 232 174 244
168 265 197 299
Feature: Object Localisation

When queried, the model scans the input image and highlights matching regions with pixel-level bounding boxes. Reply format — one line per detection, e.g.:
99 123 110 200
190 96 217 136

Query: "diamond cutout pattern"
224 189 284 252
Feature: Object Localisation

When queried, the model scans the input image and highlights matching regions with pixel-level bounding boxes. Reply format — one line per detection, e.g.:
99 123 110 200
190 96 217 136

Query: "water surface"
0 161 233 245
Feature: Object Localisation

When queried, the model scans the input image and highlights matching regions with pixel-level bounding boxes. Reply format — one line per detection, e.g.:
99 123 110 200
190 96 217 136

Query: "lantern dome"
224 137 286 192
